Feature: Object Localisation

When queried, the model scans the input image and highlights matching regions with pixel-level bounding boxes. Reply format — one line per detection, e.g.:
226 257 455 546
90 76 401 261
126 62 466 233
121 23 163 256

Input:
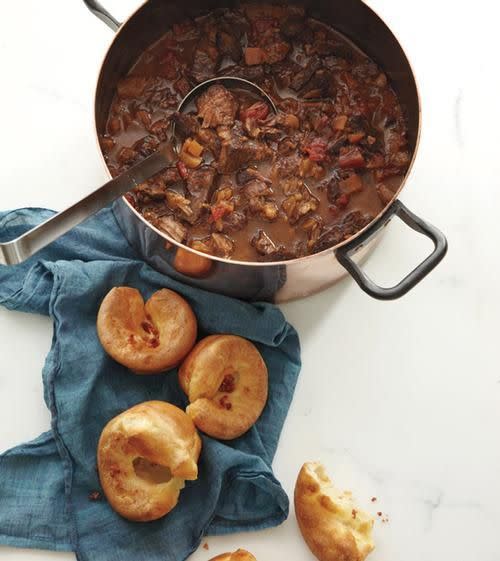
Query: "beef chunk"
219 210 248 233
290 56 322 91
135 178 166 200
299 68 333 99
165 189 193 219
174 76 193 97
159 167 182 185
273 60 302 89
117 76 147 99
196 128 221 157
265 41 291 64
236 167 272 185
281 14 305 38
222 9 251 35
192 48 218 83
196 85 238 128
210 233 234 257
133 135 160 157
244 179 273 199
172 112 200 138
252 230 282 256
216 30 242 61
313 210 372 251
156 215 187 242
117 147 138 166
185 165 217 223
271 152 301 180
219 64 266 83
148 119 170 141
217 123 272 173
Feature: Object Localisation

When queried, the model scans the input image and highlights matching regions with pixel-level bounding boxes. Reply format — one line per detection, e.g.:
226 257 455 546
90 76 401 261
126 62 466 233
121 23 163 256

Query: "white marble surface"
0 1 498 560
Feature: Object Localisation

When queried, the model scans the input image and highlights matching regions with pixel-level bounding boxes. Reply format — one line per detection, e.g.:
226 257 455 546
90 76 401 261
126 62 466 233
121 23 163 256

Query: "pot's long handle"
0 150 173 266
336 200 448 300
83 0 121 31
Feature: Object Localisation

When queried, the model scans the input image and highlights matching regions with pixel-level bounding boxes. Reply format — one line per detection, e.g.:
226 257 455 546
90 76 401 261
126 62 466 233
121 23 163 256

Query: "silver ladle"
0 77 277 266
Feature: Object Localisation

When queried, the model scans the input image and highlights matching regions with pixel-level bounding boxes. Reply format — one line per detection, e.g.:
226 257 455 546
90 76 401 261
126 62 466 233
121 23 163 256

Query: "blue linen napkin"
0 207 301 561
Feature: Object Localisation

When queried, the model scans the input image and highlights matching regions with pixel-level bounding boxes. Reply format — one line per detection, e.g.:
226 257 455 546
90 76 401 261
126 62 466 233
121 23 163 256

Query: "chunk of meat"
273 60 302 89
165 189 193 218
185 165 217 223
149 119 170 141
156 215 187 242
216 30 242 61
99 136 115 153
219 64 265 82
196 128 221 157
159 167 182 185
290 56 322 91
117 76 147 99
236 167 272 185
304 138 328 162
191 48 218 83
244 179 273 199
133 135 160 157
171 112 200 138
271 153 301 180
174 76 192 97
265 41 291 64
313 211 373 252
117 147 138 166
217 210 248 233
338 147 366 169
251 230 281 256
210 233 234 257
196 85 238 128
135 178 166 200
281 14 305 38
299 69 333 99
217 123 272 173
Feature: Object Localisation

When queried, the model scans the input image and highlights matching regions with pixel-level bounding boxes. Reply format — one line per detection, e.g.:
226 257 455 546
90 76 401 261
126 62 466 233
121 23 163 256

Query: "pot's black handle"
336 200 448 300
83 0 121 31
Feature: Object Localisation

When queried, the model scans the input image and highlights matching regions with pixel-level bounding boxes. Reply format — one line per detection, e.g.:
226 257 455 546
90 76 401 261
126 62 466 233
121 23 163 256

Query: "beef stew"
101 4 410 262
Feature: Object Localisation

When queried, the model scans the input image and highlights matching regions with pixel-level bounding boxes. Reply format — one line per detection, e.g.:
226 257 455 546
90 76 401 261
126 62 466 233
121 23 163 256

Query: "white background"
0 1 499 560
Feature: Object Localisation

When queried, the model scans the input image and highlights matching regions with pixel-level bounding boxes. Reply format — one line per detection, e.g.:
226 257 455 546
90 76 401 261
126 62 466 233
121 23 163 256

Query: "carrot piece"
244 47 266 65
332 115 348 130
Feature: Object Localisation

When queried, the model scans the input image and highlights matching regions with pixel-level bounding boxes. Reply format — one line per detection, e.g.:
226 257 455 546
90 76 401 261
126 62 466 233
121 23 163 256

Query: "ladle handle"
0 150 173 266
83 0 121 31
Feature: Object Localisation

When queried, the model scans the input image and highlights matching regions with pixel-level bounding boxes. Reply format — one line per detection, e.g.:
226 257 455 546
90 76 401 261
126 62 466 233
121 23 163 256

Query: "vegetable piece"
244 47 266 65
177 161 189 179
184 138 204 157
332 115 348 130
180 151 203 169
210 201 234 222
241 102 270 121
348 132 366 144
304 138 328 162
283 114 300 129
338 147 366 169
339 173 363 194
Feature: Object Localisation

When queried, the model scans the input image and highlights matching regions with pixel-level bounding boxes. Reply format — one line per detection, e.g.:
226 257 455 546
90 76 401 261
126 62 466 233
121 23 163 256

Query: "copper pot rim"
93 0 422 269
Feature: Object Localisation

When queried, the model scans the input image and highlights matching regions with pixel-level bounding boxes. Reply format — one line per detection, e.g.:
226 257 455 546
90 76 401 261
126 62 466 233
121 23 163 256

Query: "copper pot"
85 0 447 302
